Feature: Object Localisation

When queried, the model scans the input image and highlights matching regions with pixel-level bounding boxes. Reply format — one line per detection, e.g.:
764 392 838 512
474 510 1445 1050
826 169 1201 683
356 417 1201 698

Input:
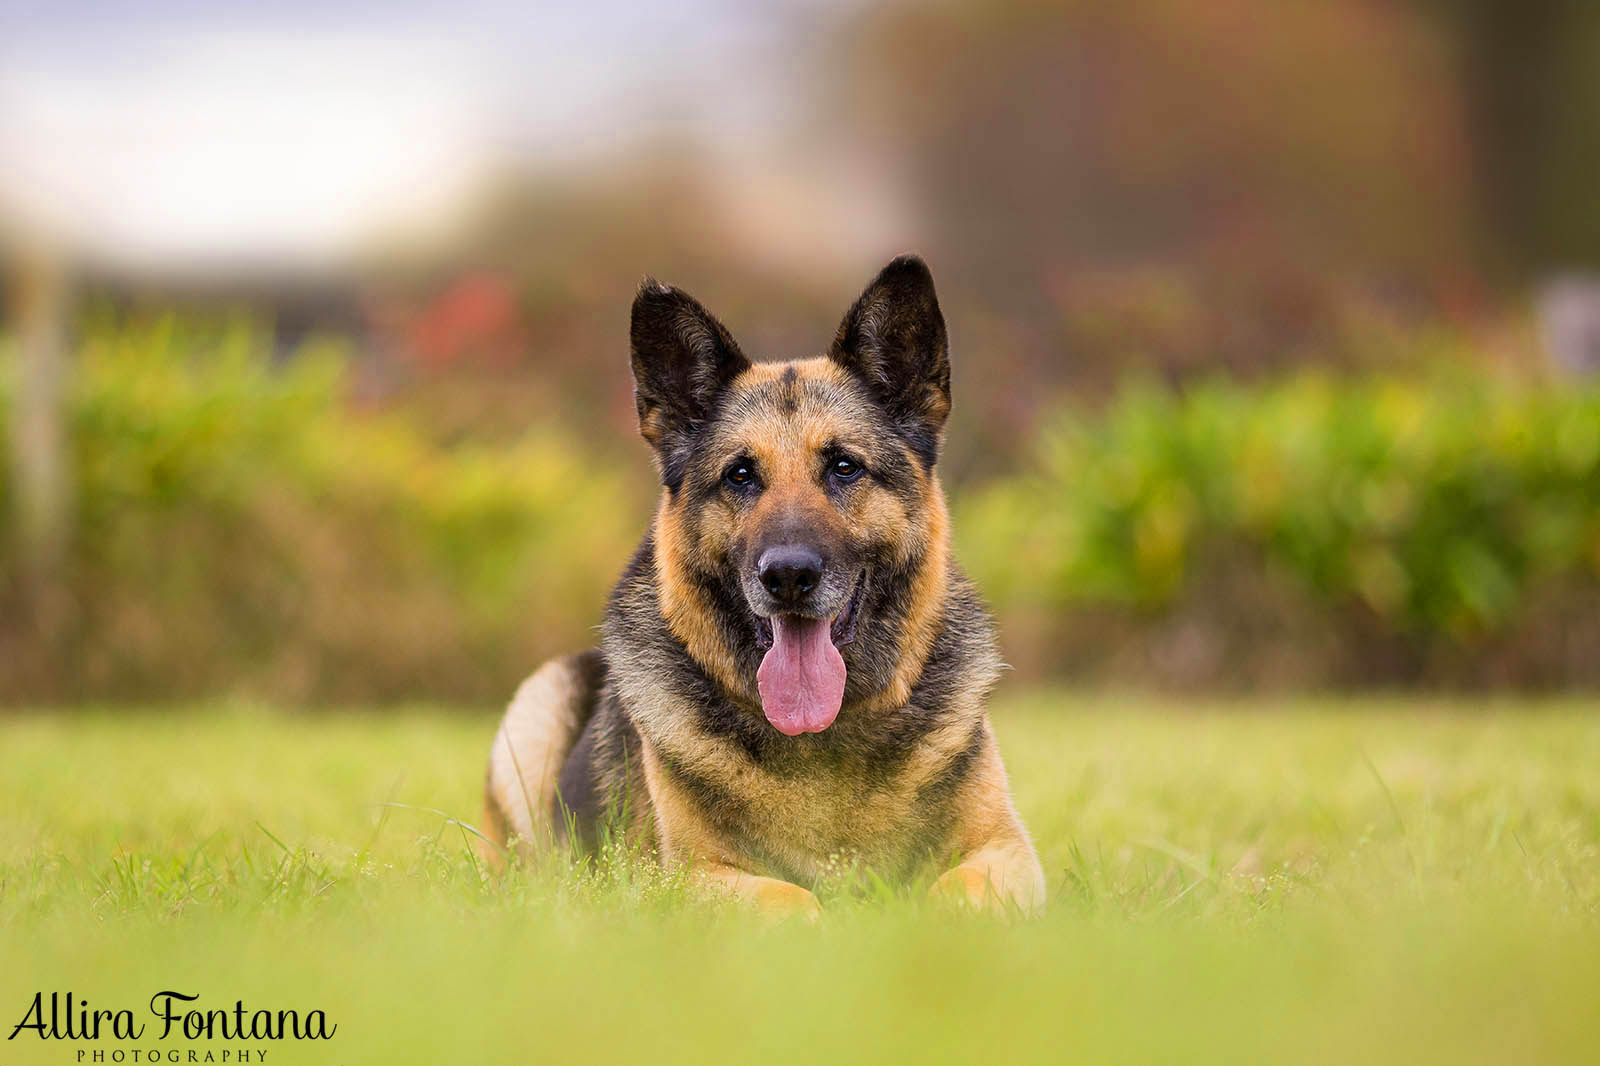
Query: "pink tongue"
756 615 846 736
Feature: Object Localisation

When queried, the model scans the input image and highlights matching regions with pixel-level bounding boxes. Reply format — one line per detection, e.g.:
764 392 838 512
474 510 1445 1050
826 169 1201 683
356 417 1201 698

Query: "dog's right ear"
630 280 751 469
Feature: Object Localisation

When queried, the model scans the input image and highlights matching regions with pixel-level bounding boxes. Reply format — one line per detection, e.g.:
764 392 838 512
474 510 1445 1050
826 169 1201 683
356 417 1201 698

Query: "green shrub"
1 316 648 703
958 370 1600 679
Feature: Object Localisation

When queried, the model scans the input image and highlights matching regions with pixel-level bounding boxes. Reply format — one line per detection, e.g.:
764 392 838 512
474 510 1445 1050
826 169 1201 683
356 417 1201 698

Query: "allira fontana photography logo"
8 991 336 1063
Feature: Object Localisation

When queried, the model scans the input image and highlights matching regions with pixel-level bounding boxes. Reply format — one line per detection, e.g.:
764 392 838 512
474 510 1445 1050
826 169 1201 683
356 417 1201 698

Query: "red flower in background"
407 272 524 370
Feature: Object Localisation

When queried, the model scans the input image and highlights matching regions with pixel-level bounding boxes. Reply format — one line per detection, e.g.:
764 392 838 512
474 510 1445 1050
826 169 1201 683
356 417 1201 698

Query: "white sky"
0 1 844 270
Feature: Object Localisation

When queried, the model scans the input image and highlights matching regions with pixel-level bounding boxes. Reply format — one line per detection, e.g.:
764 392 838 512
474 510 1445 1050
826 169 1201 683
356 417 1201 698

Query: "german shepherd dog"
480 255 1045 917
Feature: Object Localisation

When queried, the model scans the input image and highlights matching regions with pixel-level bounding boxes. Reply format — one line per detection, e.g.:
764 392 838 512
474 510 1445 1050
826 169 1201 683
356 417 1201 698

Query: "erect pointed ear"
828 255 951 466
630 279 751 463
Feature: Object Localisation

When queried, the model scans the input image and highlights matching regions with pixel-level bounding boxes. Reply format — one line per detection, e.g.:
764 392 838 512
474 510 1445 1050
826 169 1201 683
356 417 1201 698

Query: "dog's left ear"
828 255 951 465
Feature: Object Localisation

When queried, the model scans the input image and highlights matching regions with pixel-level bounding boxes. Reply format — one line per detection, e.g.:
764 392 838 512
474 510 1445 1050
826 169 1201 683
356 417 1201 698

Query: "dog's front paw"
931 859 1044 917
698 867 825 921
931 864 1001 911
750 879 824 922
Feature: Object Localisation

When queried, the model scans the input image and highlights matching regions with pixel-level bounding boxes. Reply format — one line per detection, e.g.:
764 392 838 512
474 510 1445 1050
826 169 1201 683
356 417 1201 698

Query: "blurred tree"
1439 0 1600 276
840 0 1478 354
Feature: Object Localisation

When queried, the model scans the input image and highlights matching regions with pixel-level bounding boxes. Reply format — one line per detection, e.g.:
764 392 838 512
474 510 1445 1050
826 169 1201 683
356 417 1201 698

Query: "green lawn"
2 693 1598 1064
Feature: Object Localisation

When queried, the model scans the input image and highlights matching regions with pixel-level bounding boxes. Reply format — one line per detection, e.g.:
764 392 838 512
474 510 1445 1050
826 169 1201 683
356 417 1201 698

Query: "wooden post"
7 243 72 611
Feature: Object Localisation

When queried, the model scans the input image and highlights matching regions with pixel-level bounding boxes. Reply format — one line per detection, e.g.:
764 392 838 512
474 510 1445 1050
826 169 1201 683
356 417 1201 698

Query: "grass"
2 691 1598 1064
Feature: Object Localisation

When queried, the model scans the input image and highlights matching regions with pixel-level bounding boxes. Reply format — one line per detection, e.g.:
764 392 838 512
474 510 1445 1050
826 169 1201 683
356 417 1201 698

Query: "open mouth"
830 572 865 646
754 572 864 650
752 572 864 737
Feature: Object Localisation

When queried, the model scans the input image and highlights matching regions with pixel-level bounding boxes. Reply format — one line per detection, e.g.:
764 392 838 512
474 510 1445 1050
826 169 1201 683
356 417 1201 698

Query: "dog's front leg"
640 741 821 919
930 732 1046 915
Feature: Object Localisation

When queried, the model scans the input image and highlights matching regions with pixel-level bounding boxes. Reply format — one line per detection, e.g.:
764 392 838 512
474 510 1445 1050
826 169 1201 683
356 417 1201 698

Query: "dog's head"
632 255 953 736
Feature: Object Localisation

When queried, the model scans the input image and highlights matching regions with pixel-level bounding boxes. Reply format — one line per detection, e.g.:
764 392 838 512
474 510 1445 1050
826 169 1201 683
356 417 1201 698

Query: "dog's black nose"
758 546 824 606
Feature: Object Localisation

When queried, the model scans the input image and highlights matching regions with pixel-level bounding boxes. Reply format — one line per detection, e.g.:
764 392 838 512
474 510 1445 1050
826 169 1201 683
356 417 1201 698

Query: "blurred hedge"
958 372 1600 689
5 323 1600 703
0 318 647 704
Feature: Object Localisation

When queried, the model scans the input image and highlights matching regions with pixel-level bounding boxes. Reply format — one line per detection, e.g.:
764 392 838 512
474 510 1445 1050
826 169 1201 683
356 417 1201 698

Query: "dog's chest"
630 690 981 885
713 736 959 883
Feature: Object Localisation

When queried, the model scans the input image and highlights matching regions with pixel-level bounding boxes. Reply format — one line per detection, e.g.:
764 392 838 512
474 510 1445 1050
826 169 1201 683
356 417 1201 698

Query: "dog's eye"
830 458 864 482
724 462 757 488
